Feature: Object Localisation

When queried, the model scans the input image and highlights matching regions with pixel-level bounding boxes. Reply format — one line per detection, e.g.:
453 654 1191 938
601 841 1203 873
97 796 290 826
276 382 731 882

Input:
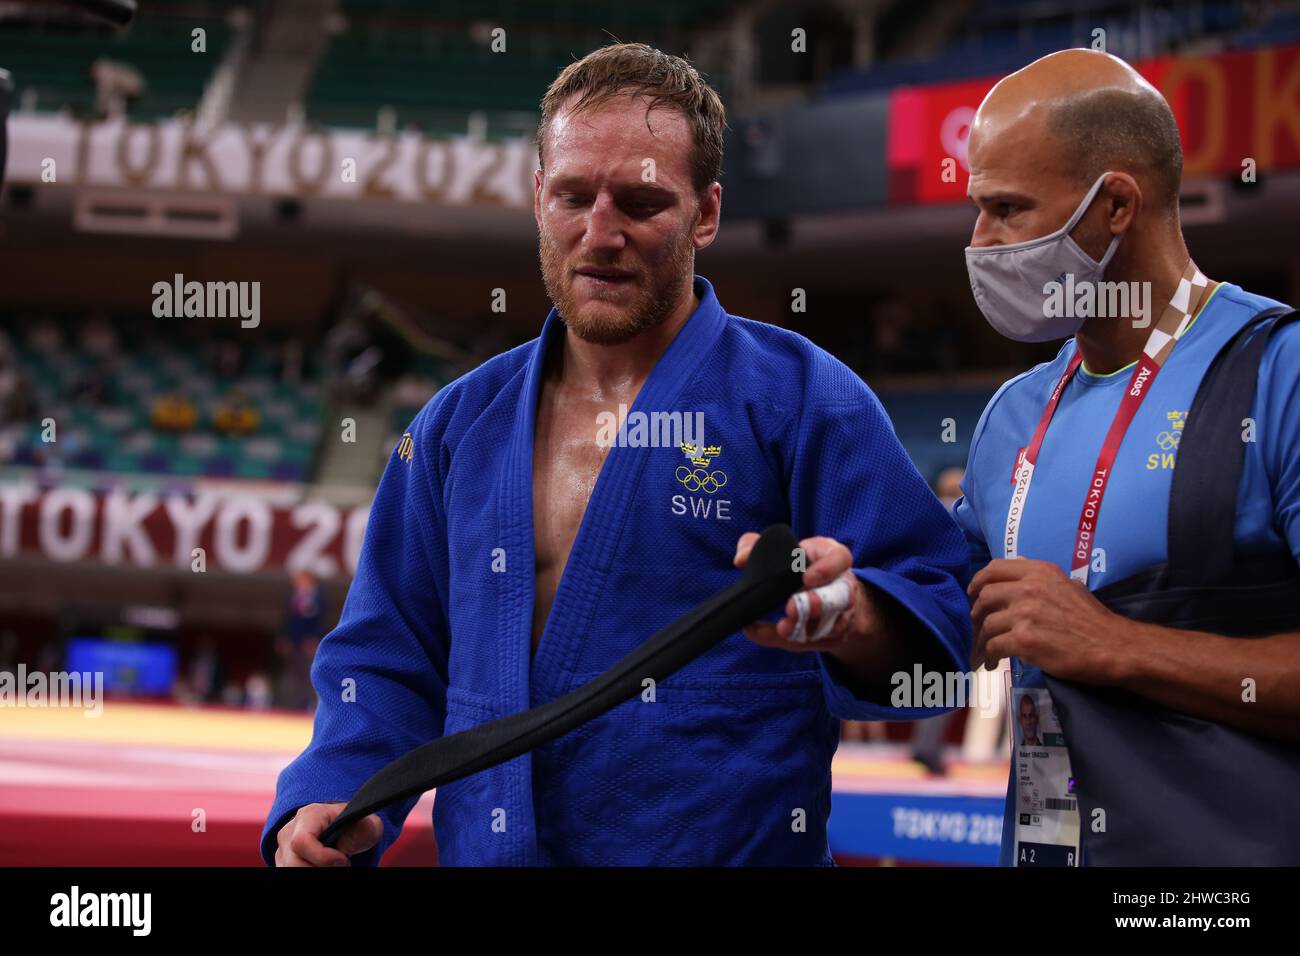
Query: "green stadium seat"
0 13 231 120
236 459 272 480
172 454 206 477
106 450 139 474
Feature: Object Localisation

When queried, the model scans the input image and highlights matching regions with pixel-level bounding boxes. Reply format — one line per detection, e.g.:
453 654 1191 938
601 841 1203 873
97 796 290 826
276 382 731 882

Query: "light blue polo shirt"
952 282 1300 866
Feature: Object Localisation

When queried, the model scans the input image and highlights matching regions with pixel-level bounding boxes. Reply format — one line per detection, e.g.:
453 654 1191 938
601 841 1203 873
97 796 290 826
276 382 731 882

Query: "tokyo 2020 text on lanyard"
1003 262 1212 587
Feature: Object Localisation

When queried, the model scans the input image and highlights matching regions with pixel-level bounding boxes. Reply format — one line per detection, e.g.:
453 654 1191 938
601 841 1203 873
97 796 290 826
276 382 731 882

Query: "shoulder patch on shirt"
398 431 414 463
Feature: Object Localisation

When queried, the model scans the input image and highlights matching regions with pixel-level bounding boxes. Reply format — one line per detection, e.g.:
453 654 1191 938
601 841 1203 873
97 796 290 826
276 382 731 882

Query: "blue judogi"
262 275 971 866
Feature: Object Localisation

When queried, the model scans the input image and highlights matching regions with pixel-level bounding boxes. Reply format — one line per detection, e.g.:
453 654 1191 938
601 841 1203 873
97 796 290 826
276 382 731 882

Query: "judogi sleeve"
260 401 452 866
788 385 973 721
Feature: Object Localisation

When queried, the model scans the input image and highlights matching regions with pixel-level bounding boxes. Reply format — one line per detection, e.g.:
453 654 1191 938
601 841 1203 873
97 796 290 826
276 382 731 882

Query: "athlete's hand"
274 802 383 867
969 558 1133 683
733 532 875 651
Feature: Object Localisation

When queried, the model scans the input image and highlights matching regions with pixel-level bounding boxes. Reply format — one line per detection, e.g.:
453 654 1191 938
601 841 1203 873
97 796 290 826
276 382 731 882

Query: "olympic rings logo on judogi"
675 465 728 494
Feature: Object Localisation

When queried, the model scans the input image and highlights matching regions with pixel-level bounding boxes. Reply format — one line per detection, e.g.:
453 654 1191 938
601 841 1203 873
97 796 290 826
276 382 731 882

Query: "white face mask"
964 171 1122 343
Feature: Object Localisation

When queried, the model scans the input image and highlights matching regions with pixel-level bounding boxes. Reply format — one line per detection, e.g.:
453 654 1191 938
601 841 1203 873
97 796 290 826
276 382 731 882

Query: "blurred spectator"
69 361 112 407
277 339 304 386
184 637 225 704
213 389 259 436
910 714 952 776
839 719 888 744
220 681 244 707
34 427 83 471
0 337 30 463
325 311 382 404
933 466 964 508
961 657 1011 765
0 341 24 424
151 390 198 432
79 311 118 357
284 570 324 645
27 316 62 354
89 59 144 119
325 290 413 405
213 341 246 380
245 672 274 711
275 570 324 710
9 371 32 422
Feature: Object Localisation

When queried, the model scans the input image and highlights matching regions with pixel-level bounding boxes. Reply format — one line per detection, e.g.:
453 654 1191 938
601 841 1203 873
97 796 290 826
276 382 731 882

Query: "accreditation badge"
1007 670 1081 866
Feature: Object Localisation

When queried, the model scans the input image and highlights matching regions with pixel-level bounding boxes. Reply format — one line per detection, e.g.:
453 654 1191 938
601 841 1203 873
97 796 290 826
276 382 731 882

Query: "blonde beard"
538 226 695 345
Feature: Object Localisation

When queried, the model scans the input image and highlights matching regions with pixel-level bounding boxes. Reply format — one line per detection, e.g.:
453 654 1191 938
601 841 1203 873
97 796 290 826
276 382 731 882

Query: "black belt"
321 523 804 849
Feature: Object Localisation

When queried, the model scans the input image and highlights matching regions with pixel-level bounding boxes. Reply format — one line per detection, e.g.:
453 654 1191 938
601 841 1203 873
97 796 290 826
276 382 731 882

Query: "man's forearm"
1112 621 1300 742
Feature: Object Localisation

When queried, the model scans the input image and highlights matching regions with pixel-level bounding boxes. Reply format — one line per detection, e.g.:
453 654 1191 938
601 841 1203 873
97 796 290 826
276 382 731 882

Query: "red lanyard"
1018 351 1160 583
1003 268 1211 584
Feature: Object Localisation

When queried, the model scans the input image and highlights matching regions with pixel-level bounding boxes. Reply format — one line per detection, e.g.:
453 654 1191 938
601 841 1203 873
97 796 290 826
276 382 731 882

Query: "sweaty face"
536 92 702 345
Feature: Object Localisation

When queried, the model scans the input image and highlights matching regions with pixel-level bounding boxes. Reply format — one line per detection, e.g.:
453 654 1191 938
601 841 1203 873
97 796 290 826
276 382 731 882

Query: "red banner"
887 43 1300 204
0 484 369 578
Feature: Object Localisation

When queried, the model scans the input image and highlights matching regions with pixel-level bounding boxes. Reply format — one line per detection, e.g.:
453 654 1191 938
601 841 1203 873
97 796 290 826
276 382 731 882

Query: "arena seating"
305 0 734 131
875 386 996 484
0 2 240 118
2 304 997 493
2 314 323 482
822 0 1257 98
304 28 566 134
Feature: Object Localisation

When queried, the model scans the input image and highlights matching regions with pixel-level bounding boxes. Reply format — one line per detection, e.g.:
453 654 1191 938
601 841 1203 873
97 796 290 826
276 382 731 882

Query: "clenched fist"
274 802 383 867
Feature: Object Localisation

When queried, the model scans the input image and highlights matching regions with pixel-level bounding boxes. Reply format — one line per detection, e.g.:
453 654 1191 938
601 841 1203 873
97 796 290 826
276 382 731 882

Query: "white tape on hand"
789 576 853 644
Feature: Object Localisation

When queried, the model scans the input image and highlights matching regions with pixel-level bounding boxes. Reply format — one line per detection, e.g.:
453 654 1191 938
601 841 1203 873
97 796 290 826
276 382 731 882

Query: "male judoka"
264 42 970 867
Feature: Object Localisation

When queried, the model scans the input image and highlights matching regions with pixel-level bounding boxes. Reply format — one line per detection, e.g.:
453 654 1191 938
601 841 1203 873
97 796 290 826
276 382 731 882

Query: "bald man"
954 50 1300 865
